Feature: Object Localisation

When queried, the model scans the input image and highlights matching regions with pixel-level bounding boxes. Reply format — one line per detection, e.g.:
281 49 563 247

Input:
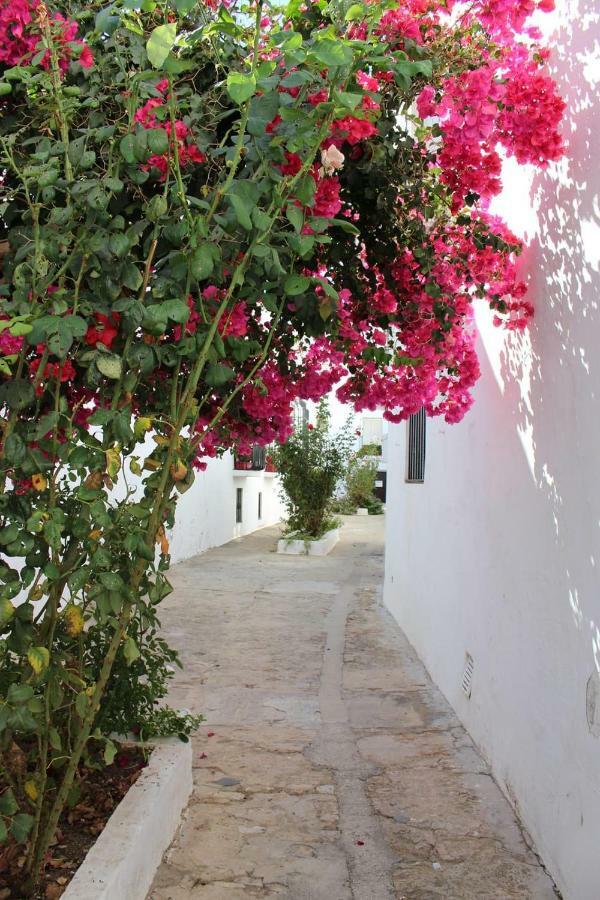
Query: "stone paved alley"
148 517 557 900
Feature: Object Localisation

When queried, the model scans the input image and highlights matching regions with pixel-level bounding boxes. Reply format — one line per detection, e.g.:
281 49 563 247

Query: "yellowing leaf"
134 416 152 440
24 779 38 802
105 448 122 480
31 473 48 491
0 598 15 628
169 459 187 482
156 525 170 556
63 604 84 637
27 646 50 675
84 471 104 490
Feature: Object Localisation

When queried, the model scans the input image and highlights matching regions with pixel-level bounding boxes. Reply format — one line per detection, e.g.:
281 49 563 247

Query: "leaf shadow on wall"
483 2 600 682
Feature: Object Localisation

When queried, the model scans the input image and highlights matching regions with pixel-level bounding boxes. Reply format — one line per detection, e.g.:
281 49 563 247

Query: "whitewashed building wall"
167 453 283 564
383 4 600 898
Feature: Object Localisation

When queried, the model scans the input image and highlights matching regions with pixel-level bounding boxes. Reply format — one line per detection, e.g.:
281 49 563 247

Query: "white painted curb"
63 738 192 900
277 527 340 556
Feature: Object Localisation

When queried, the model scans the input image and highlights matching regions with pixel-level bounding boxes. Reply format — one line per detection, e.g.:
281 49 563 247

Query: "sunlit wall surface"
384 4 600 897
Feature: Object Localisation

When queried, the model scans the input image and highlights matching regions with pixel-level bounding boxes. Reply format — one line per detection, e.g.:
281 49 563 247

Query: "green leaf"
146 128 170 155
0 819 7 843
425 281 442 299
123 636 140 666
120 134 137 164
247 91 280 136
226 71 257 105
109 234 130 258
27 646 50 675
147 23 177 68
396 59 433 79
146 195 168 222
96 8 120 35
284 274 311 296
1 522 21 545
311 40 353 68
162 298 191 323
288 234 315 257
191 245 215 280
175 0 197 12
11 814 34 844
99 572 125 591
0 789 18 816
286 205 304 233
33 411 59 441
228 194 253 230
137 539 155 561
43 521 63 550
75 691 89 719
330 218 360 235
0 379 34 411
344 3 365 20
96 353 123 379
9 321 32 337
335 91 362 111
205 363 235 387
49 726 62 751
104 739 117 765
252 208 272 231
316 278 339 300
319 299 334 321
3 433 26 465
7 683 34 704
78 150 96 170
294 175 316 207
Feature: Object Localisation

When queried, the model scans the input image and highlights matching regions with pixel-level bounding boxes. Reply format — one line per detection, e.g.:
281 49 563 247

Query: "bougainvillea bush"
0 0 562 888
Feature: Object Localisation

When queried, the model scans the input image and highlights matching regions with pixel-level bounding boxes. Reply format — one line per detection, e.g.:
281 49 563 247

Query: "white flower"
320 145 345 175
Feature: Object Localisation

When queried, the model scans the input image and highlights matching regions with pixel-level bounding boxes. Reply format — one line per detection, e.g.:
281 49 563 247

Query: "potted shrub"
276 403 354 554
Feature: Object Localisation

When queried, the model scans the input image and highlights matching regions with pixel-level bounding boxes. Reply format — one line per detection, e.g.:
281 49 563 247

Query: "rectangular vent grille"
462 653 474 698
406 408 427 483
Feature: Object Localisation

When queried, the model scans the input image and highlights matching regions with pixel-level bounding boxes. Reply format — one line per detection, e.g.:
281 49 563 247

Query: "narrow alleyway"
149 517 557 900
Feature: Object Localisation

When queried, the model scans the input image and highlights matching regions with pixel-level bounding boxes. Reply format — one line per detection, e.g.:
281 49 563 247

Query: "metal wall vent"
462 653 474 698
406 408 426 483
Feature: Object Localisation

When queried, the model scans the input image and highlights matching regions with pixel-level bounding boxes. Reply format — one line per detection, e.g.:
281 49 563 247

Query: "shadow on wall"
484 0 600 695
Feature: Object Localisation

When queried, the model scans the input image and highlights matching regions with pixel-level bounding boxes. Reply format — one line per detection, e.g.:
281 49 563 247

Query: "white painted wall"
384 5 600 899
167 453 283 564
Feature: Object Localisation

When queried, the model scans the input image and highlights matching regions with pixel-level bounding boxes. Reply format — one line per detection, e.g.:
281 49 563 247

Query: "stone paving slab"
148 517 558 900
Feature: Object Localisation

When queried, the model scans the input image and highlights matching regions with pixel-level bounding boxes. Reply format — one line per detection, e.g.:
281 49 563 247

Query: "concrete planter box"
63 738 192 900
277 527 339 556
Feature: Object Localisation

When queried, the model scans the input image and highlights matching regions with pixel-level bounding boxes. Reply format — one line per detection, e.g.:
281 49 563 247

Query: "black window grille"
406 408 426 483
251 445 266 470
236 487 243 523
258 491 262 520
